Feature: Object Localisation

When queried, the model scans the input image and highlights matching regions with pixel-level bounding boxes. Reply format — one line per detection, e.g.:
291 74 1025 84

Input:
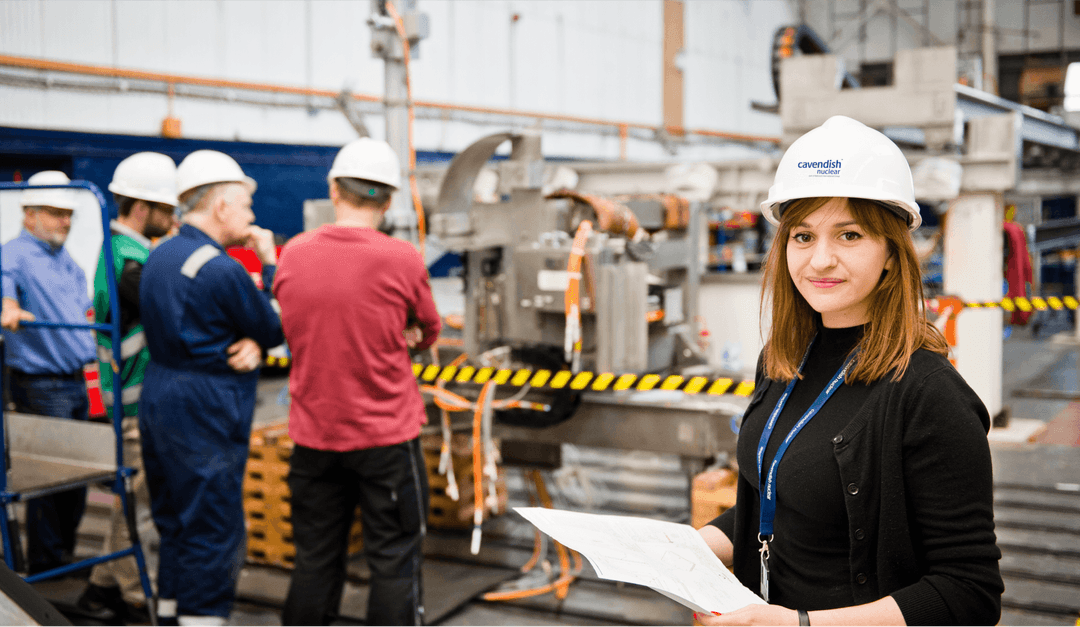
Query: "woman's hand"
696 605 798 625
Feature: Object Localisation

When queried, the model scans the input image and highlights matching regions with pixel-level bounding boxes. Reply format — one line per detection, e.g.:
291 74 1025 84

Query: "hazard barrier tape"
927 295 1080 313
409 362 757 397
260 355 757 399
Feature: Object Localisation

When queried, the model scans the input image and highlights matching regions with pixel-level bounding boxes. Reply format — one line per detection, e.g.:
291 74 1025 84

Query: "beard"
143 222 171 239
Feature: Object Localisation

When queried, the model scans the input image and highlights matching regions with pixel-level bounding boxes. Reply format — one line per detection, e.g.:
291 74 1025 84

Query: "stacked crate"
691 467 738 529
242 424 362 568
421 433 507 530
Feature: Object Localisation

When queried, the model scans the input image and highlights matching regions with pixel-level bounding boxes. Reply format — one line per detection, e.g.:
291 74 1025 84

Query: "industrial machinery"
426 131 745 460
431 131 705 378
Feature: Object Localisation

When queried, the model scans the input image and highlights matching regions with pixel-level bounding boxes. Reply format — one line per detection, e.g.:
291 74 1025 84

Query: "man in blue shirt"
1 170 97 575
139 150 283 625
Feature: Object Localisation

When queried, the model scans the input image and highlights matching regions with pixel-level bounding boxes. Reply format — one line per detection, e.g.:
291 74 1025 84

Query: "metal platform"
3 412 116 499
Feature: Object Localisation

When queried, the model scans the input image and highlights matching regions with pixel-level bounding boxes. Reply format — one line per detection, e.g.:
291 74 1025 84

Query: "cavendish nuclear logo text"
797 159 842 175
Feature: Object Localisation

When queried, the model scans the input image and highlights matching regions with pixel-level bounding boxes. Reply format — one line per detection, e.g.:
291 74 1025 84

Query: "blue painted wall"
0 126 456 238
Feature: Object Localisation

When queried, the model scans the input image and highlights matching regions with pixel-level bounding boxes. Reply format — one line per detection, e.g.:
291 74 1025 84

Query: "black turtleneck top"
735 324 869 609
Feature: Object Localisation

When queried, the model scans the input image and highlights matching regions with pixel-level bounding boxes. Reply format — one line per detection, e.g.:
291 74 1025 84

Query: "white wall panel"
104 92 171 136
160 1 223 77
684 0 787 137
0 0 790 160
309 0 379 94
42 91 112 133
0 87 47 129
40 0 113 65
0 1 45 57
115 1 170 70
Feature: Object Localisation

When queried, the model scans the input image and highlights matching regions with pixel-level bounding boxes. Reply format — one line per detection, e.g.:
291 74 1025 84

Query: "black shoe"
75 583 122 622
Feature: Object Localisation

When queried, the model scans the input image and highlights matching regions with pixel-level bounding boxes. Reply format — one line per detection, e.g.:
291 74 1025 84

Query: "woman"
698 116 1003 626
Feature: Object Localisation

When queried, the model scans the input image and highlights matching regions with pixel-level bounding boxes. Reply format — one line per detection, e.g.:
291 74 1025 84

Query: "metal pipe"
0 53 780 147
983 0 997 94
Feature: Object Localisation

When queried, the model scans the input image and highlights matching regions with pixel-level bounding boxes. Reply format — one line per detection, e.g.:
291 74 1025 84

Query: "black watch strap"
798 609 810 626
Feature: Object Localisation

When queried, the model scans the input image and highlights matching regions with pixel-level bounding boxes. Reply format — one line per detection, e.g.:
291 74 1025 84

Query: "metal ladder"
0 179 155 623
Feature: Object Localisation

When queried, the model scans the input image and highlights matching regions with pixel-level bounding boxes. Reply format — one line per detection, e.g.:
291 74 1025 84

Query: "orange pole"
0 53 780 146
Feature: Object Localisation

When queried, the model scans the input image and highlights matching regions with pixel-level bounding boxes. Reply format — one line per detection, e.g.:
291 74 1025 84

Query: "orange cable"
470 380 495 554
482 469 581 602
564 221 593 371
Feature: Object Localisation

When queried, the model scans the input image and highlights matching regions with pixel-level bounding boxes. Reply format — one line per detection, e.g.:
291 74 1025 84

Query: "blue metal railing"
0 180 154 619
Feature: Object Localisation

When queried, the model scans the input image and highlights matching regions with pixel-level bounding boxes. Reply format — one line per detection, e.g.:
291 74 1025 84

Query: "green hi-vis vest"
93 223 151 418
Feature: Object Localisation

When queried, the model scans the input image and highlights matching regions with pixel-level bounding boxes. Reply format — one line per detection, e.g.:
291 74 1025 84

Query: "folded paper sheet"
515 507 766 614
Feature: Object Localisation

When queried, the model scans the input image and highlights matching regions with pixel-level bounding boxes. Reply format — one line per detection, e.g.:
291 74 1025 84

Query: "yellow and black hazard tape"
265 354 755 397
409 362 757 397
928 295 1080 313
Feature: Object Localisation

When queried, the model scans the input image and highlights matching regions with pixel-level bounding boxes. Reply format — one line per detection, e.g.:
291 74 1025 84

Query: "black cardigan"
710 348 1004 625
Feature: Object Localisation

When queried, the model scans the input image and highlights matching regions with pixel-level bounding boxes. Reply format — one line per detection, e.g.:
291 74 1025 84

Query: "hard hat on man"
176 150 257 198
327 138 401 190
761 115 922 231
109 152 179 207
21 171 79 211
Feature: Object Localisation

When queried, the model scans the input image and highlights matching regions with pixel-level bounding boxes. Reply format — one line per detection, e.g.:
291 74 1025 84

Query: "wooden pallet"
243 424 361 568
691 467 737 529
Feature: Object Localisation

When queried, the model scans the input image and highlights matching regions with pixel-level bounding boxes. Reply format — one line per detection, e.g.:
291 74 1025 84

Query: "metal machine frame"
428 131 746 465
0 180 154 617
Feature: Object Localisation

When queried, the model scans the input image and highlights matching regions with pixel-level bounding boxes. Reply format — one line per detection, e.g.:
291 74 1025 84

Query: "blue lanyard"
754 336 857 602
756 337 858 538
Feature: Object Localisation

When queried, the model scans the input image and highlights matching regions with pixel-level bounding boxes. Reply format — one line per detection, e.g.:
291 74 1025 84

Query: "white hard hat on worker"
761 115 922 230
176 150 257 199
21 170 79 212
328 138 401 190
109 152 179 207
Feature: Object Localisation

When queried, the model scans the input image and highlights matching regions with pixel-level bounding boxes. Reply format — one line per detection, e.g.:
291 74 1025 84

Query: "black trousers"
282 437 429 626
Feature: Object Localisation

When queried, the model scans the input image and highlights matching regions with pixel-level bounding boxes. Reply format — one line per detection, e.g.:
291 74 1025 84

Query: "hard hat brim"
761 191 922 231
108 181 180 207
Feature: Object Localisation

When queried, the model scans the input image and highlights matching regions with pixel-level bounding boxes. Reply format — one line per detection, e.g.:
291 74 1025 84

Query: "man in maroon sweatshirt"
274 138 441 626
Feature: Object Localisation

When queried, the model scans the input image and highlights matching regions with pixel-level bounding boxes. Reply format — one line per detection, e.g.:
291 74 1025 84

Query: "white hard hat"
327 138 401 190
21 171 78 211
109 152 179 206
761 115 922 230
176 150 257 198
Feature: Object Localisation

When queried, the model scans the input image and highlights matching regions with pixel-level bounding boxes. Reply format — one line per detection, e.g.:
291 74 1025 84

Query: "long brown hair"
762 197 948 384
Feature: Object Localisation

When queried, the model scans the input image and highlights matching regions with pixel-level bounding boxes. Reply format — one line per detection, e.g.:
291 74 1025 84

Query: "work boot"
75 583 122 622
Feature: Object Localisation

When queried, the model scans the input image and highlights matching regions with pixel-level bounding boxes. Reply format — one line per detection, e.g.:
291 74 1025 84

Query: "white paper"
514 507 766 614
